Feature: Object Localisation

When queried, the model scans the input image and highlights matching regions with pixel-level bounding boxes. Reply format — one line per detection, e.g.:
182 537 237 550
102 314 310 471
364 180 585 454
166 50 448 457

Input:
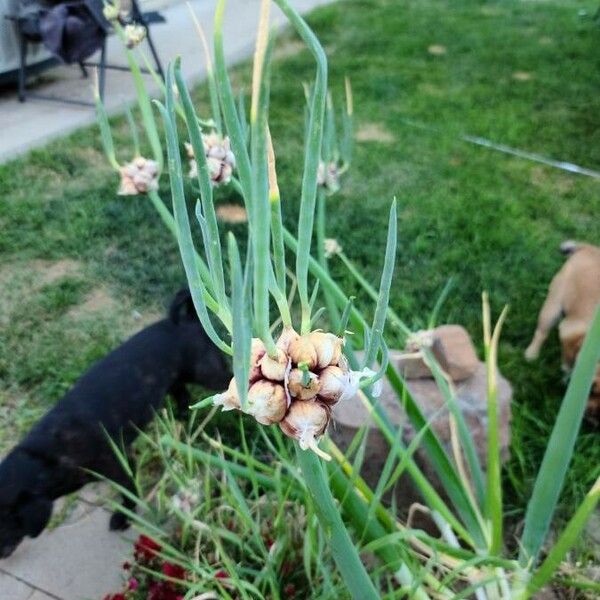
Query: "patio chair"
5 0 164 106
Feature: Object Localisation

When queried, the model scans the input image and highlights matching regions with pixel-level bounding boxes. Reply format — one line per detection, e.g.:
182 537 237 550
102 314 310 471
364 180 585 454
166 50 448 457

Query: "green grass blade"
519 306 600 566
526 476 600 597
428 278 455 329
365 199 397 367
383 362 488 548
483 296 509 554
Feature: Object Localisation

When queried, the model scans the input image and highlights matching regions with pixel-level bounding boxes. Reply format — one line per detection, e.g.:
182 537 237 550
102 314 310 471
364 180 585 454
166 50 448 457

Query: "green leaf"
156 64 231 354
174 59 228 311
273 0 328 333
94 94 119 171
296 446 380 600
519 306 600 566
526 476 600 597
365 199 397 367
228 233 250 411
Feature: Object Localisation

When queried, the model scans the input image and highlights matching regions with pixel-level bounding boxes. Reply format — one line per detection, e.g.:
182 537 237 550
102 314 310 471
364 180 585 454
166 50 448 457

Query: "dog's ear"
169 288 197 324
18 497 52 538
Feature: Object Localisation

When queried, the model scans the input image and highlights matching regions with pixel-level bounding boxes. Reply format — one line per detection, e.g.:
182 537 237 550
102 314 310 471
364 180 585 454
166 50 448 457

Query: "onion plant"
96 0 600 597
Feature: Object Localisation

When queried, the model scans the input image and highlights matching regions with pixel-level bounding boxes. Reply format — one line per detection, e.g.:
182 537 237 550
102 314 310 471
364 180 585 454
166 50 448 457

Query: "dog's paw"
109 511 131 531
524 345 538 361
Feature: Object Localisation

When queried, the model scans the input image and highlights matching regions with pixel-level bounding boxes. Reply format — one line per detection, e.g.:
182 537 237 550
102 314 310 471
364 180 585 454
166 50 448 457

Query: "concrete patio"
0 0 332 163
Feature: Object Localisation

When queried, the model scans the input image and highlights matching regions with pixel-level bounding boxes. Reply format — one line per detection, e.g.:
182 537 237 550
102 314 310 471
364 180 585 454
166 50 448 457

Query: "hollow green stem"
296 446 379 600
273 0 327 334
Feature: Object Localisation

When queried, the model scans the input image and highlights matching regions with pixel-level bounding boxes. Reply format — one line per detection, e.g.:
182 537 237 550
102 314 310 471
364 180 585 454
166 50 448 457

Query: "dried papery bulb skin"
317 161 340 194
288 336 318 370
259 347 288 382
124 24 146 49
280 401 331 460
247 381 287 425
184 142 198 180
406 329 434 353
288 369 320 400
102 2 119 21
308 331 344 369
276 326 300 352
317 365 347 404
213 378 241 411
249 338 267 383
118 157 159 195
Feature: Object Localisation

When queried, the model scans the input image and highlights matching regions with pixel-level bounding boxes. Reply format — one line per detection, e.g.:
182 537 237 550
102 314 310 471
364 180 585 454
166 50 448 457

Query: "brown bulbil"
279 400 331 460
288 369 320 400
247 381 287 425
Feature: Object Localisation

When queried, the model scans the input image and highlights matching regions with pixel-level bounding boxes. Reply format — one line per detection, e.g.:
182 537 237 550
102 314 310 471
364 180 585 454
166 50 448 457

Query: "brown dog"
525 241 600 421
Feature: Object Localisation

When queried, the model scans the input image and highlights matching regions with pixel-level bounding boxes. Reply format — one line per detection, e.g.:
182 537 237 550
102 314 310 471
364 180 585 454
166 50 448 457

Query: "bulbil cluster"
214 328 362 460
317 160 340 194
185 132 236 185
118 156 159 195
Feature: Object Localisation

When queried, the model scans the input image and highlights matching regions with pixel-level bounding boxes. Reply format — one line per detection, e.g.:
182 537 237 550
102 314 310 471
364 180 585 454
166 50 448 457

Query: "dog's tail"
560 240 581 256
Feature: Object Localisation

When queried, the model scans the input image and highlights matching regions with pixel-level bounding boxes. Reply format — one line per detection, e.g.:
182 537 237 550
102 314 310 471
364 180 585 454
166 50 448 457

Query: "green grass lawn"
1 0 599 548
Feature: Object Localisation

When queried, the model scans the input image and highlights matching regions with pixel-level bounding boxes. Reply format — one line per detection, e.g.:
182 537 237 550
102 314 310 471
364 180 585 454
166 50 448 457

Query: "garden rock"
329 334 512 517
397 324 480 382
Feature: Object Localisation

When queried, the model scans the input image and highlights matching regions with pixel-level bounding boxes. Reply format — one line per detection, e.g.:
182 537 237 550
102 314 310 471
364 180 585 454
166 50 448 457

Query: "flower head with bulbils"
185 133 236 185
118 156 159 195
214 327 376 460
124 24 147 49
317 161 340 194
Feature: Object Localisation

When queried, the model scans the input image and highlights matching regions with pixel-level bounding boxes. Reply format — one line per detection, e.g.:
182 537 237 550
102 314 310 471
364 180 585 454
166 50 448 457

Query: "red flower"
147 581 182 600
284 583 296 598
133 534 162 562
215 569 228 579
128 577 139 590
122 561 131 571
162 562 187 581
103 595 126 600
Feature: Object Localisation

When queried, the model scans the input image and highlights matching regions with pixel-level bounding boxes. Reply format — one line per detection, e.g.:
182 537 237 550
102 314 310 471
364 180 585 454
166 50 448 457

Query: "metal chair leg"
145 28 164 80
98 41 107 101
18 34 28 102
79 62 88 78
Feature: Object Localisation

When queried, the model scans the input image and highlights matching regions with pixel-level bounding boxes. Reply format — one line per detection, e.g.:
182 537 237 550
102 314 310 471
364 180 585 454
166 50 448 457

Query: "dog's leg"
525 274 565 360
169 382 192 419
107 457 138 531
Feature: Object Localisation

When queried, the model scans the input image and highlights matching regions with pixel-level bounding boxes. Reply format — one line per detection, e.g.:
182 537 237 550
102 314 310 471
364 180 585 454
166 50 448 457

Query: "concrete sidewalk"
0 484 134 599
0 0 332 163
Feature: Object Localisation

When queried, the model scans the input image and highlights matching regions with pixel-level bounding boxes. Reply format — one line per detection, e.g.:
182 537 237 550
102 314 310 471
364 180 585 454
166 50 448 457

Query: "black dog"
0 289 230 559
